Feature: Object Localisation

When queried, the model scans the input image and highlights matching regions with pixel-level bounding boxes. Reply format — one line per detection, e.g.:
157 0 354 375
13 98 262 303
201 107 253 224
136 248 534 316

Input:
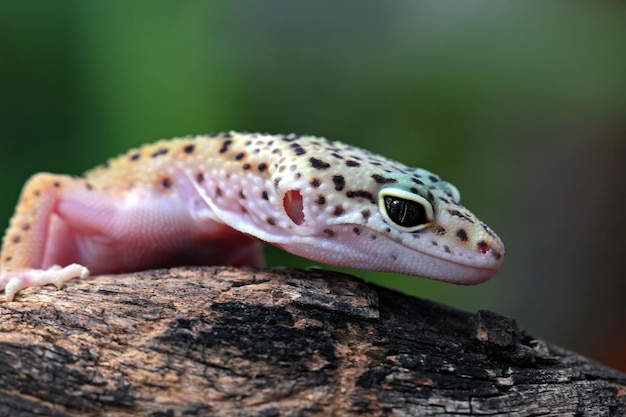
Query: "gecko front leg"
1 173 90 301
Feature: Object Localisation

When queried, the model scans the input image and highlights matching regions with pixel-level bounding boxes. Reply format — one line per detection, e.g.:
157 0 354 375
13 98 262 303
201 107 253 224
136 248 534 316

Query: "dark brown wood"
1 267 624 416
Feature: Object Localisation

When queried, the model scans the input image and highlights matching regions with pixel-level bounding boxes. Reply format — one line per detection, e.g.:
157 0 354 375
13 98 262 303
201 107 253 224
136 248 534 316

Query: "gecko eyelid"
378 187 433 232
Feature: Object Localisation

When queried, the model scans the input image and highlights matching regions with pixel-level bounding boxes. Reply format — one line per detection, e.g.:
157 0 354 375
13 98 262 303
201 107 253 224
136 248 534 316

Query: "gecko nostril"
283 189 305 225
477 240 491 254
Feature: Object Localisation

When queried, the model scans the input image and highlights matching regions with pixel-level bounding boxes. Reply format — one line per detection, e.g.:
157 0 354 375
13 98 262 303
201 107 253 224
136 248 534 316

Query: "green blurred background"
1 2 625 371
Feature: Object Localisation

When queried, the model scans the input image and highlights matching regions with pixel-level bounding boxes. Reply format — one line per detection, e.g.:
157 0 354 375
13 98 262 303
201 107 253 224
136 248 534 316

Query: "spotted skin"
0 132 504 301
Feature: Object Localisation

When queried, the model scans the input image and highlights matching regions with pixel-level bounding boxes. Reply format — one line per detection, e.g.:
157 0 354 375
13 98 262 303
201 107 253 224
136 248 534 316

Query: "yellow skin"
0 132 504 301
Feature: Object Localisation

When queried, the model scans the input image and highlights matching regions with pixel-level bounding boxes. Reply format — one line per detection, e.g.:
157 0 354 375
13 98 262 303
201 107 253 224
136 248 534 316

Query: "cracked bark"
0 266 624 416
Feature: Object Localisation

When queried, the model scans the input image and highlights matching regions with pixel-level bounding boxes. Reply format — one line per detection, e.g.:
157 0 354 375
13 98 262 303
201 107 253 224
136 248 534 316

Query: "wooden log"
1 267 624 416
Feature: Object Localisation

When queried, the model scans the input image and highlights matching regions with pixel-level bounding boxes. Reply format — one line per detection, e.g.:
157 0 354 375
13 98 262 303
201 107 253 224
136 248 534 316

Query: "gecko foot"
0 264 90 301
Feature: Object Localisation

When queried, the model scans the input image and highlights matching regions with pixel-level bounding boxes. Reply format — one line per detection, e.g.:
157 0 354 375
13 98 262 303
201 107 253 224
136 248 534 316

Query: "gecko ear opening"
283 190 305 225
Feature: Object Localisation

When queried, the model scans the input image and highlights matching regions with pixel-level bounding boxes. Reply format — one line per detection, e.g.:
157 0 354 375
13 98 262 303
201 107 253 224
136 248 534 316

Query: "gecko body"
0 132 504 300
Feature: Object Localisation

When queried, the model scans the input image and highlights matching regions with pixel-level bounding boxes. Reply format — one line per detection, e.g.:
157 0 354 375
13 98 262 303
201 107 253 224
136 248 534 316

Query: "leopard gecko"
0 132 505 301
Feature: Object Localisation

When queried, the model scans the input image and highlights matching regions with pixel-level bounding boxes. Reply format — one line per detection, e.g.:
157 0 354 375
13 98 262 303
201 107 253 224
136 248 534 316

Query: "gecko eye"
378 187 433 232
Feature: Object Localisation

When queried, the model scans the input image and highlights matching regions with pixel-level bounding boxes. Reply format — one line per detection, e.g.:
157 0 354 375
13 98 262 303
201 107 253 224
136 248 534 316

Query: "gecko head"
198 133 504 284
268 153 505 284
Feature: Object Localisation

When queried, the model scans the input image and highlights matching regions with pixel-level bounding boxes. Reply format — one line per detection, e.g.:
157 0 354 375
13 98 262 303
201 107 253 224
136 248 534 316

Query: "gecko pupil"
384 196 428 228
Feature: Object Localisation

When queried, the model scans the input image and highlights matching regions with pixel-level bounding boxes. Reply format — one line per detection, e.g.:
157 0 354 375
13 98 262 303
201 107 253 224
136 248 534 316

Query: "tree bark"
0 267 624 416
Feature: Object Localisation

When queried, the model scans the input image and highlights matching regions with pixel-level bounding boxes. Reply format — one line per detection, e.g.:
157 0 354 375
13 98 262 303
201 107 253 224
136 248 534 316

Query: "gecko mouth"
417 248 504 284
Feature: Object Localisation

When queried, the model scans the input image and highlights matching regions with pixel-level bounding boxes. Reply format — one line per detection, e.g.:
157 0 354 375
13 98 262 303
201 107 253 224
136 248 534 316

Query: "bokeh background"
1 2 625 371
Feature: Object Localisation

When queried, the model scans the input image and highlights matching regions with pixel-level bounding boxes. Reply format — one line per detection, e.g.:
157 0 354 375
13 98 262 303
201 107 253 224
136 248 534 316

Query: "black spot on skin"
151 148 169 158
433 226 446 235
429 175 440 183
331 152 343 159
353 227 361 235
371 174 397 184
242 163 251 170
310 178 321 188
53 181 60 188
85 183 93 190
385 227 391 233
241 206 248 213
439 196 450 204
34 190 41 197
282 135 300 142
410 187 419 194
11 235 20 244
161 178 172 188
294 173 301 179
391 255 397 261
361 209 371 219
130 153 141 161
235 152 245 160
324 229 334 237
444 245 451 254
262 191 269 200
431 241 438 246
346 190 375 204
456 229 468 242
411 177 424 185
219 139 233 153
208 132 220 138
310 157 331 170
370 234 377 240
316 195 326 205
216 187 222 197
183 144 195 154
448 209 475 224
258 163 267 172
274 177 282 189
333 206 344 216
196 173 204 183
5 256 12 262
346 160 360 167
239 190 246 199
426 191 435 202
290 143 306 155
481 222 497 238
21 224 30 231
266 217 276 225
332 175 345 191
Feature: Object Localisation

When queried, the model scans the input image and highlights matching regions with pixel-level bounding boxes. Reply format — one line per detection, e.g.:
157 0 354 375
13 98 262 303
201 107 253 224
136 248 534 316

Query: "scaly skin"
0 132 504 301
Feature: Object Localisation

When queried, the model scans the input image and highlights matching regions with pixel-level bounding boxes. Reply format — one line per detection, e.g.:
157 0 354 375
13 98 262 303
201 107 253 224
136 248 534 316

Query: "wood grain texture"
1 267 624 416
